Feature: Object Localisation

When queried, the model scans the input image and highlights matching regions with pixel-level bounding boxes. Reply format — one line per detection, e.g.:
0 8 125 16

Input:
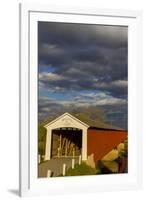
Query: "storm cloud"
38 21 128 129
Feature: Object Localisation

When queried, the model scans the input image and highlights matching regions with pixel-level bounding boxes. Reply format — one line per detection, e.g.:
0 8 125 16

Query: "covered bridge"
44 112 127 163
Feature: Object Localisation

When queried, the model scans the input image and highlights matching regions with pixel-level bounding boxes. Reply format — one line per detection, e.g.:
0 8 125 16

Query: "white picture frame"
19 3 143 197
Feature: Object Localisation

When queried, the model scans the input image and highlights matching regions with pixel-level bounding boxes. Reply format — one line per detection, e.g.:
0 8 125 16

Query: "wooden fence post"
38 154 41 164
79 155 82 165
72 159 75 169
63 163 66 176
47 170 51 177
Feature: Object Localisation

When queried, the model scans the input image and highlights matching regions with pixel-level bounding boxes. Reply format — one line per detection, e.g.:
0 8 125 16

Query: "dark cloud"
39 70 127 99
101 104 128 130
38 22 127 48
38 22 127 70
38 23 127 97
38 22 128 129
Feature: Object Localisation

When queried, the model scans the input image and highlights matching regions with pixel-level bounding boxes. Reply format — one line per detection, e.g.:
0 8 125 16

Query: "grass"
64 162 101 176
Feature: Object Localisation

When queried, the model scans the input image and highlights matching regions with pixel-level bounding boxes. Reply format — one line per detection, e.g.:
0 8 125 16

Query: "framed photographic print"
19 3 142 197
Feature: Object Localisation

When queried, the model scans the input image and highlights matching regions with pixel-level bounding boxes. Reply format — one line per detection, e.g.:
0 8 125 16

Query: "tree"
38 124 46 160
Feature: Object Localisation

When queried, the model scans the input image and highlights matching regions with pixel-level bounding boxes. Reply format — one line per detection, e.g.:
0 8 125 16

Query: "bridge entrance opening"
51 128 82 158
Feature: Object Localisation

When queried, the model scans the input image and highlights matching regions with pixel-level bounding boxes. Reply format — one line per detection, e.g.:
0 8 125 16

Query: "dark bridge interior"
51 128 82 158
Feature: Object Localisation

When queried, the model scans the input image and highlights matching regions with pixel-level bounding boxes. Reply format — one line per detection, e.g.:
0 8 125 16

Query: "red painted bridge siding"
87 129 127 162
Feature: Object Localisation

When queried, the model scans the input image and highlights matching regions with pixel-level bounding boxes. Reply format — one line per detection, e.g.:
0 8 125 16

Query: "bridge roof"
43 112 124 131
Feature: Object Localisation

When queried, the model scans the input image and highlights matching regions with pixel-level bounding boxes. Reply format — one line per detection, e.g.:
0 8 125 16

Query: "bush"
38 124 46 156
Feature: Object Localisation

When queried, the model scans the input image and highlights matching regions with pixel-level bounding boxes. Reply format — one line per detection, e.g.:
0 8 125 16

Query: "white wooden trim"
44 113 89 160
44 112 89 128
44 129 52 160
82 128 88 160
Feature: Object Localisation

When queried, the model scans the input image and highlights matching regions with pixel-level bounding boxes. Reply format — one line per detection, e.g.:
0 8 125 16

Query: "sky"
38 22 128 129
